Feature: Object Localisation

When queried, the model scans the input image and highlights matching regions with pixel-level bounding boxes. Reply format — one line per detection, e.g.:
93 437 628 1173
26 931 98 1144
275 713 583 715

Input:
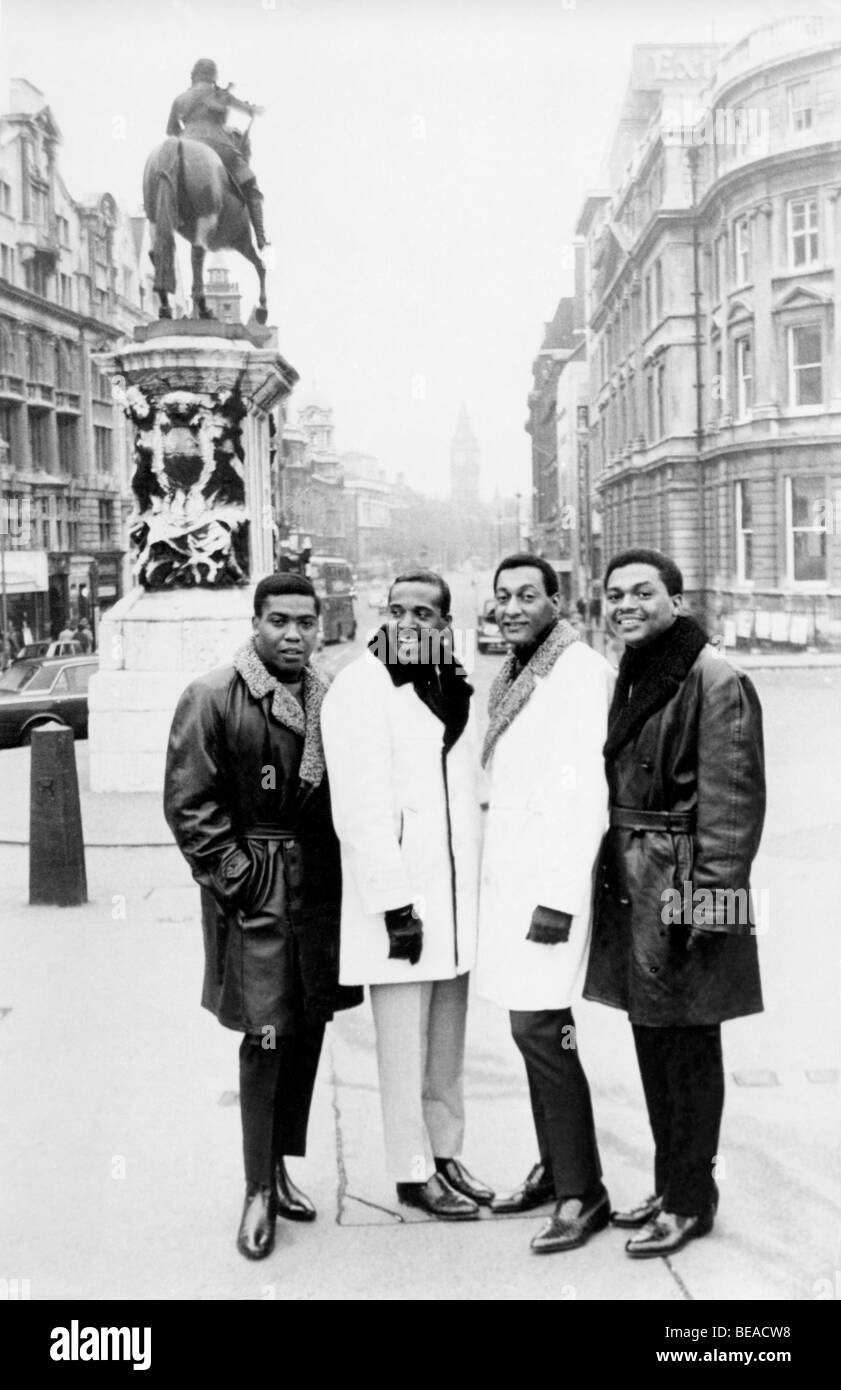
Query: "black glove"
527 905 573 944
385 905 423 965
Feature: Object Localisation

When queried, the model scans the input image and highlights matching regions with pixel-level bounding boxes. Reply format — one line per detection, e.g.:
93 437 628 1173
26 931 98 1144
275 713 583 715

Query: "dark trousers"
510 1008 603 1199
238 1021 325 1186
632 1023 724 1216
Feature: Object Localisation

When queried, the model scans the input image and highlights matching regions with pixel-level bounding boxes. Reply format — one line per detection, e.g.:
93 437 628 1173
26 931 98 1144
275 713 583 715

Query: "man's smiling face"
604 563 682 648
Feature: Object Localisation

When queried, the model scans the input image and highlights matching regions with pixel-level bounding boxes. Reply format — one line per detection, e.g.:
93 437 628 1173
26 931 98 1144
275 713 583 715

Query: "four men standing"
165 550 764 1263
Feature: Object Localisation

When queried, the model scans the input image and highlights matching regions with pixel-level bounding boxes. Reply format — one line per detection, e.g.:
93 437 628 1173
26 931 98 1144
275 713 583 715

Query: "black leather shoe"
275 1158 316 1222
236 1183 276 1260
434 1157 495 1206
491 1161 555 1215
396 1172 480 1220
530 1185 611 1254
625 1204 715 1259
611 1193 662 1228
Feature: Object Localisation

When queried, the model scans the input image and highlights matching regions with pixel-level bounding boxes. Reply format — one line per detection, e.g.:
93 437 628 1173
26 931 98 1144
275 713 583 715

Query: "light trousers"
369 972 469 1183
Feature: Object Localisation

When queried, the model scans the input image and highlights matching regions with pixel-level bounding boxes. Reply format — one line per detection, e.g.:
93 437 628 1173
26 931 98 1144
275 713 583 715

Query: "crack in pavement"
329 1032 349 1227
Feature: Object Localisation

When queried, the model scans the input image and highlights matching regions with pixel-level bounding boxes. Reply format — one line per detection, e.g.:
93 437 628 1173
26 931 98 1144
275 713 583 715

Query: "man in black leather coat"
584 548 765 1259
164 573 361 1260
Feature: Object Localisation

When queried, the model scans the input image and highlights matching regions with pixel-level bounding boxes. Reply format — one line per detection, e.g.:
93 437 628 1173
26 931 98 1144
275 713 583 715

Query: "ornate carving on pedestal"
119 382 249 589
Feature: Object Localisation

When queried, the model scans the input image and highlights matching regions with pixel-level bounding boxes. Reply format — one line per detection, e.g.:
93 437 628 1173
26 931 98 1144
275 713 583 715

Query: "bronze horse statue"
143 135 268 323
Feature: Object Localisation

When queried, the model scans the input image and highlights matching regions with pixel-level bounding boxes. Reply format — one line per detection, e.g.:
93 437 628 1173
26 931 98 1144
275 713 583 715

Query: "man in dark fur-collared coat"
164 572 361 1262
583 548 765 1260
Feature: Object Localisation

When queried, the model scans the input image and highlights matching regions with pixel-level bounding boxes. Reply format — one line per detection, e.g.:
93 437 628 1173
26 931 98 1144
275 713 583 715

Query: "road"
0 570 838 1301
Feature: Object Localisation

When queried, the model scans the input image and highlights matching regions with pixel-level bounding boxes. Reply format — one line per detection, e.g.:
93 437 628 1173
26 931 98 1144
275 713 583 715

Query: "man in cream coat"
476 554 615 1253
321 569 494 1219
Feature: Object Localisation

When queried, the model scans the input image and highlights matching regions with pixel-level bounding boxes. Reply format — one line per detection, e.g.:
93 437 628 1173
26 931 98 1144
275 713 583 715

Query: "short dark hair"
493 552 559 597
253 572 320 617
388 569 451 615
604 548 684 596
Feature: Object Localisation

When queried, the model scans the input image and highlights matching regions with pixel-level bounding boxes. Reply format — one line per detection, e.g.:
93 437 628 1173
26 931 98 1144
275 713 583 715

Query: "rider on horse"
166 58 269 249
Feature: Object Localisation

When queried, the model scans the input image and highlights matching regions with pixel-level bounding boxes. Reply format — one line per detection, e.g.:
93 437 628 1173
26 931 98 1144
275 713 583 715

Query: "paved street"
0 573 839 1301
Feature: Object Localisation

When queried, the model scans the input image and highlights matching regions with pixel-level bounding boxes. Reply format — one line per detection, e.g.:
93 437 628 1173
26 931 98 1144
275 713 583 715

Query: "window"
67 497 80 551
788 324 822 407
66 664 94 693
734 337 752 419
713 345 724 417
58 417 78 474
735 217 751 283
51 668 71 695
788 81 813 133
56 215 70 245
59 274 73 309
786 476 826 582
735 482 754 582
98 498 113 546
0 180 12 214
644 272 652 330
788 198 819 268
28 411 48 467
94 426 112 472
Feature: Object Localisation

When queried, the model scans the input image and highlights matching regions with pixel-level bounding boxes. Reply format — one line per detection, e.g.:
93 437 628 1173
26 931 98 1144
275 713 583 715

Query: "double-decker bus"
306 555 357 643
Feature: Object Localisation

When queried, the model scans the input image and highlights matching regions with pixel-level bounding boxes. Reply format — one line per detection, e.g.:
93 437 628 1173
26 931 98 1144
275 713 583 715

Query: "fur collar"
481 618 580 767
604 614 709 760
232 638 327 787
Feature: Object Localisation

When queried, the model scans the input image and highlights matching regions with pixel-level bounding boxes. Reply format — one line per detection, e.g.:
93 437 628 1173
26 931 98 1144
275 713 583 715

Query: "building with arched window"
0 79 167 644
575 18 841 648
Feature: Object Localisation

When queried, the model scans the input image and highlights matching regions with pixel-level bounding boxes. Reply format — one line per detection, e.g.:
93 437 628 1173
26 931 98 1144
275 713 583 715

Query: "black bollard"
29 722 88 906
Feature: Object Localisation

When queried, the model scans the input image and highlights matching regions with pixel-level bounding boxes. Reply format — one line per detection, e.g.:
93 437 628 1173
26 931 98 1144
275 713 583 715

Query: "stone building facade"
576 19 841 647
0 79 156 643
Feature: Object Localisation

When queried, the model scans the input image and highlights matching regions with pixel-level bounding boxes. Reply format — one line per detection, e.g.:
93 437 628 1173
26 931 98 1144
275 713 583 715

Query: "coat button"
649 965 659 974
619 896 630 906
640 760 653 771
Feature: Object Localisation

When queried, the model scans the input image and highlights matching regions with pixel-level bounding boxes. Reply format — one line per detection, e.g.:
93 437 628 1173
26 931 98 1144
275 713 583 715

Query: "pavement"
1 580 840 1302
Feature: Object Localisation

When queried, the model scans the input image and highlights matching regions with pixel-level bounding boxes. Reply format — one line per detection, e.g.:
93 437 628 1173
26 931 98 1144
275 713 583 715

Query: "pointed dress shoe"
530 1185 611 1254
396 1172 480 1220
236 1183 276 1260
491 1161 555 1215
625 1204 715 1259
275 1158 316 1222
611 1193 663 1228
434 1157 495 1206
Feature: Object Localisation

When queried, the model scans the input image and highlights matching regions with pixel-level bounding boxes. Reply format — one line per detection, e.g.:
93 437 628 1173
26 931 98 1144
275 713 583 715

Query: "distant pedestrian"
584 548 766 1259
164 573 362 1261
58 625 74 643
74 618 93 653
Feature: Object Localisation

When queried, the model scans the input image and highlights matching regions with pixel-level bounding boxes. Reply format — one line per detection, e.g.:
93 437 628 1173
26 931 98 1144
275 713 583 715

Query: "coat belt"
241 826 301 842
609 807 696 833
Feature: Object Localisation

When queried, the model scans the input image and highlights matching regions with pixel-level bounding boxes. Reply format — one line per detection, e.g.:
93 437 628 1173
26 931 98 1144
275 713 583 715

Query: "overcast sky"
0 0 829 497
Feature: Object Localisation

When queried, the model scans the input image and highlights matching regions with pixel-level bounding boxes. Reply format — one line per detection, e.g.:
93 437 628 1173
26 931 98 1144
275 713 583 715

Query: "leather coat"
583 644 765 1026
164 664 362 1035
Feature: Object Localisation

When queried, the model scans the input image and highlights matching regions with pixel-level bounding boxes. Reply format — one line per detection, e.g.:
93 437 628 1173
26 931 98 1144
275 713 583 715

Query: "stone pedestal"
88 586 256 792
87 322 297 794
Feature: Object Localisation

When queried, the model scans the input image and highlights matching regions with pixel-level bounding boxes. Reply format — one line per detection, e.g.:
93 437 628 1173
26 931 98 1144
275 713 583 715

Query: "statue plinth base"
88 586 254 793
87 325 298 797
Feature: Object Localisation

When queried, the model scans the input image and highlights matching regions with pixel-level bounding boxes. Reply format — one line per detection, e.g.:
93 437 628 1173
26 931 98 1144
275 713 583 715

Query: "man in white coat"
476 554 615 1253
321 570 494 1219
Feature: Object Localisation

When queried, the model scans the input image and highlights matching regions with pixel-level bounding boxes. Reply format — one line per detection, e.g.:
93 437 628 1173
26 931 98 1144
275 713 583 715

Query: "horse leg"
192 244 212 318
241 242 268 325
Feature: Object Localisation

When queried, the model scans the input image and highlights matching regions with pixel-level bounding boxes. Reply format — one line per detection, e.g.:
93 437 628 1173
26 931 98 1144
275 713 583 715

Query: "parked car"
477 598 507 655
13 639 83 662
0 655 98 748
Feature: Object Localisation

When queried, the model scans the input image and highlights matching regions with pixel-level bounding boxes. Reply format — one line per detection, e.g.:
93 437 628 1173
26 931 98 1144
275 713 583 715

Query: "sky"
0 0 834 498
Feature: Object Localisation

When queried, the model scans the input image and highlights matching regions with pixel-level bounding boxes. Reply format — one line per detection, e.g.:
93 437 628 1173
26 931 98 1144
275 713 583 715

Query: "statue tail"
152 142 179 297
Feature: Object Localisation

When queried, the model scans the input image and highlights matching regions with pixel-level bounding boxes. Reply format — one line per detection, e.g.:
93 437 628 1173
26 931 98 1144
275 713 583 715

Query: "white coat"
321 651 482 986
475 640 614 1011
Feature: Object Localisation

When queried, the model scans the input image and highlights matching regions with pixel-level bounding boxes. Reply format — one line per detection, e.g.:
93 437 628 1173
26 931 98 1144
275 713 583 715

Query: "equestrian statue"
143 58 269 323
